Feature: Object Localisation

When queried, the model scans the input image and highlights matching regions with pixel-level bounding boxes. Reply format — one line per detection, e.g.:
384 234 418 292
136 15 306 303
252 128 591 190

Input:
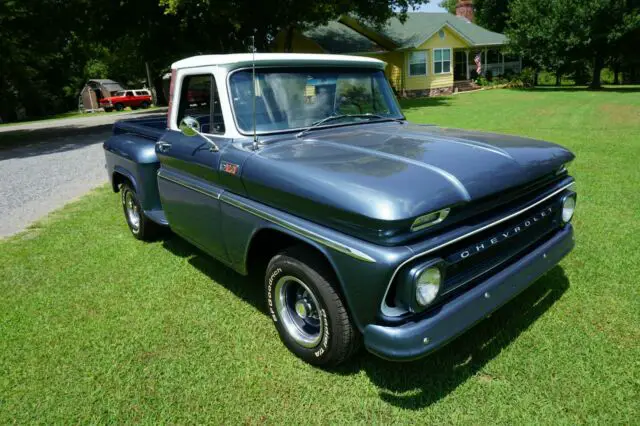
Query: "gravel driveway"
0 110 166 238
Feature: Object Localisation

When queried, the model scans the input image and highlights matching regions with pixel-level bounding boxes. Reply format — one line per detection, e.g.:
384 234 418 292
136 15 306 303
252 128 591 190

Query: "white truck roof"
171 53 386 70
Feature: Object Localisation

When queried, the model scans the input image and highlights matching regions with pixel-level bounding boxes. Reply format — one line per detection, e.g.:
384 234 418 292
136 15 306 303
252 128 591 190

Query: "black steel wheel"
265 246 360 366
120 183 160 241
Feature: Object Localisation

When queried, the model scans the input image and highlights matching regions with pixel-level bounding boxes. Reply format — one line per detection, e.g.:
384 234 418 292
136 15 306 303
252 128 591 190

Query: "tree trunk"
284 26 295 53
533 69 539 86
590 53 603 89
613 62 620 85
555 70 562 86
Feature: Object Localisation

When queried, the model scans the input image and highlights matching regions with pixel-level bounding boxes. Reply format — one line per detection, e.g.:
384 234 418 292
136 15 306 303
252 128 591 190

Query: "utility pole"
145 62 157 105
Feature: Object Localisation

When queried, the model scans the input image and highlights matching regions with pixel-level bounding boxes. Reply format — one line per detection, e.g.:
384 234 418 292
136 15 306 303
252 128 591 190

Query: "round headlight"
416 267 442 306
562 195 576 223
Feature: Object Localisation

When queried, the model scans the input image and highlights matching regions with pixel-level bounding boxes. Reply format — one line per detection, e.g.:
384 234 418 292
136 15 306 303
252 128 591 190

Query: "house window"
433 48 451 74
408 51 427 76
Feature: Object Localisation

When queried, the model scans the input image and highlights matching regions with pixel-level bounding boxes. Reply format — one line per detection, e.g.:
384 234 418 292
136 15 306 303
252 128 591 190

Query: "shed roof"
87 79 124 92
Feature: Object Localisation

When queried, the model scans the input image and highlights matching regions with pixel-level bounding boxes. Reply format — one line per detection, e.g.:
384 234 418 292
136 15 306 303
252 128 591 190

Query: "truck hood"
241 122 574 241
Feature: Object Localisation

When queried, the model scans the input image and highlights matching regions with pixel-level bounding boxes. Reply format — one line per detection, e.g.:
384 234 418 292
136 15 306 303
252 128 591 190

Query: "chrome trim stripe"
157 170 221 200
380 181 576 317
221 194 377 263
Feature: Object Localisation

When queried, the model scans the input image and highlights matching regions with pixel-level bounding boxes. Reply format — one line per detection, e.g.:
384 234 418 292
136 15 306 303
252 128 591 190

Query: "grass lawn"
1 88 639 423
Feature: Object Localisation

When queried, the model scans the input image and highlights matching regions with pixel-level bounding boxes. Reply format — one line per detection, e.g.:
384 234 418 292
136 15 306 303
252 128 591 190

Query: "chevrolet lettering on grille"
449 206 554 263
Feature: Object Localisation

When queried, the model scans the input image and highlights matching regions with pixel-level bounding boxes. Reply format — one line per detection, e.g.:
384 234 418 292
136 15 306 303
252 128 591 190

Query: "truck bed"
103 116 169 225
112 116 167 140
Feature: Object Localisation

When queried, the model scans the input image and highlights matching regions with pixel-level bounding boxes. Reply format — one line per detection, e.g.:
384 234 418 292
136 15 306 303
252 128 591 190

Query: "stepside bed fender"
103 126 163 212
218 192 410 330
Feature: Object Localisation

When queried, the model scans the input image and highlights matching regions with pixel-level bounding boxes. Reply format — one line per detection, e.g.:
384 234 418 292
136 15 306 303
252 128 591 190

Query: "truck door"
155 72 230 262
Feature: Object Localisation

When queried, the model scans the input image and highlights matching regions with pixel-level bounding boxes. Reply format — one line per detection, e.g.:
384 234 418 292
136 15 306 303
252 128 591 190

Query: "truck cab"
103 53 576 366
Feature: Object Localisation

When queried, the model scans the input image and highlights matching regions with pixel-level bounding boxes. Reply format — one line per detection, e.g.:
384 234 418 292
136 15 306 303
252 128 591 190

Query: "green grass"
1 88 639 423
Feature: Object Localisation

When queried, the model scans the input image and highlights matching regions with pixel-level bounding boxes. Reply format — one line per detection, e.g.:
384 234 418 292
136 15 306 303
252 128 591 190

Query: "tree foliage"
474 0 511 33
439 0 457 14
0 0 429 121
507 0 640 88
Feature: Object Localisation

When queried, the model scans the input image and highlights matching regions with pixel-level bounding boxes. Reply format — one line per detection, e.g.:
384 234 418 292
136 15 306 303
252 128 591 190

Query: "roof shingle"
376 13 507 48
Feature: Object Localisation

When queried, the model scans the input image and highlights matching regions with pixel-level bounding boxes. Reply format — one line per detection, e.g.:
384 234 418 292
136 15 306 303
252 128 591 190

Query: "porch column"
465 50 470 80
483 48 488 76
501 51 505 75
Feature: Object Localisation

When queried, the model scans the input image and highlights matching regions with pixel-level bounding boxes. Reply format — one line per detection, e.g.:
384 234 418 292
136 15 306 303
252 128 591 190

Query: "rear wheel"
141 101 150 109
115 103 125 112
120 183 160 241
265 247 360 367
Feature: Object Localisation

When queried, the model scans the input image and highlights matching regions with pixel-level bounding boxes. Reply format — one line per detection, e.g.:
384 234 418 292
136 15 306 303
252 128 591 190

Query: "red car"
100 89 152 112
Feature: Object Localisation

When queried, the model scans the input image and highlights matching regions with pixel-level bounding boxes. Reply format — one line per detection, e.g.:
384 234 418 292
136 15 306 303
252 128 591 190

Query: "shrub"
475 76 490 86
486 70 494 81
518 68 536 87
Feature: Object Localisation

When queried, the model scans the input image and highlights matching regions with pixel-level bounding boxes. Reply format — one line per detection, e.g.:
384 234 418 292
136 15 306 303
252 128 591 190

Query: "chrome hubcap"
125 192 140 231
274 276 322 348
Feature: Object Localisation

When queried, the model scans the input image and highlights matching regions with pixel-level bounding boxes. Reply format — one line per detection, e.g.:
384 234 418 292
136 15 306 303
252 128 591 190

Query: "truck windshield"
228 68 403 134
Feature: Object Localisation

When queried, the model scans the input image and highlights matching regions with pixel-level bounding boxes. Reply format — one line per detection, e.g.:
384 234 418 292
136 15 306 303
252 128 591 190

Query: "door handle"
156 141 172 153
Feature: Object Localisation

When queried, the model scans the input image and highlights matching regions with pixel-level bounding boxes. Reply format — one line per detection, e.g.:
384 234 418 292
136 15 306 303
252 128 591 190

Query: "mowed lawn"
1 88 639 423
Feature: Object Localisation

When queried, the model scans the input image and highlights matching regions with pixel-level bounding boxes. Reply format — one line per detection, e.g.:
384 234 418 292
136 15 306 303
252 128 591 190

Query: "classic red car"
100 89 152 112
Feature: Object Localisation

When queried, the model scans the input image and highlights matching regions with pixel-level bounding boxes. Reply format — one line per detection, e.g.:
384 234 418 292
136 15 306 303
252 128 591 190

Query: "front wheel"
115 103 125 112
120 183 160 241
265 247 360 366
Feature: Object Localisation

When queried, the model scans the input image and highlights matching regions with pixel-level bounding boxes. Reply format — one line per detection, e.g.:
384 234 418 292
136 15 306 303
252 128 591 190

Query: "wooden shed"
78 79 124 112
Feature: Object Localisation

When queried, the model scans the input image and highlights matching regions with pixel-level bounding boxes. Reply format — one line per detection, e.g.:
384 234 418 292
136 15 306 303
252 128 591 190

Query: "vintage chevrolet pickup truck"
103 53 577 366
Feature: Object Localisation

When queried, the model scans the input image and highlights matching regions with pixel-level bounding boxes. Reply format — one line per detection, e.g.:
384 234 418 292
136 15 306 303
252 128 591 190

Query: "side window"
177 74 225 134
125 91 134 97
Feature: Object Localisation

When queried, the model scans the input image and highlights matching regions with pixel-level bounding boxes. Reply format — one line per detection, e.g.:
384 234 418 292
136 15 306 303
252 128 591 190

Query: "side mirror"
178 116 219 152
179 116 200 137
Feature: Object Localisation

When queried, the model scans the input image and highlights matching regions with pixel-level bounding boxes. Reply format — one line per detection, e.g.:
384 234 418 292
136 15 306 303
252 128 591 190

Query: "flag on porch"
474 53 482 74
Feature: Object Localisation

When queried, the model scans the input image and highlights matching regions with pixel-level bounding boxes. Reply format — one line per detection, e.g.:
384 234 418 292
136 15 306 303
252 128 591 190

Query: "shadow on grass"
516 86 640 94
400 96 453 113
335 266 570 409
161 234 569 409
162 235 265 312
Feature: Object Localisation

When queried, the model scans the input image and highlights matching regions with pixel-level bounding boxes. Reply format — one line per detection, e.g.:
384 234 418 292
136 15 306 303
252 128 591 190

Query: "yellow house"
273 13 521 97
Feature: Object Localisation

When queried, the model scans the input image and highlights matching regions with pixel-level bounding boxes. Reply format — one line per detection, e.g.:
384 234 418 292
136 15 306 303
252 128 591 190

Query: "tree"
507 0 640 89
160 0 431 52
439 0 456 14
474 0 511 33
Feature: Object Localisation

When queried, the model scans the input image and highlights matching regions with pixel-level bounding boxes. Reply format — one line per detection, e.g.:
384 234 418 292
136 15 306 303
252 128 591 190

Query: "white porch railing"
485 61 521 76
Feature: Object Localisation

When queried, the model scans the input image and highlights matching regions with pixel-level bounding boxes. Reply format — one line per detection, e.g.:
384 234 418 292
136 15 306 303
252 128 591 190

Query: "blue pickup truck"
103 53 577 366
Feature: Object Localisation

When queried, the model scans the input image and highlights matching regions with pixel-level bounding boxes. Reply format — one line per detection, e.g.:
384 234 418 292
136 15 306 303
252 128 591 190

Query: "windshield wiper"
296 113 402 138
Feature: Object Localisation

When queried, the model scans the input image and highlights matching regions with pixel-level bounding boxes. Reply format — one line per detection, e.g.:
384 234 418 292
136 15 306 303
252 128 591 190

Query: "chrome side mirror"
179 116 200 137
178 116 219 152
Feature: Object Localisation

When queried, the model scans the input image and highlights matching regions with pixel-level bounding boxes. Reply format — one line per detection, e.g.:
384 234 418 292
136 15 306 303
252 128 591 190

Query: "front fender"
218 191 410 330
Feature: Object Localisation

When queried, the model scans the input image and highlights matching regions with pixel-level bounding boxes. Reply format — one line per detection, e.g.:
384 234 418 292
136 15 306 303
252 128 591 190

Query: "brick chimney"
455 0 474 22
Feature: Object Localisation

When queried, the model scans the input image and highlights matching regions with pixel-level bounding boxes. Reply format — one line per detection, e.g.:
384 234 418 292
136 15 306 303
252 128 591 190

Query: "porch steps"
454 80 480 93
